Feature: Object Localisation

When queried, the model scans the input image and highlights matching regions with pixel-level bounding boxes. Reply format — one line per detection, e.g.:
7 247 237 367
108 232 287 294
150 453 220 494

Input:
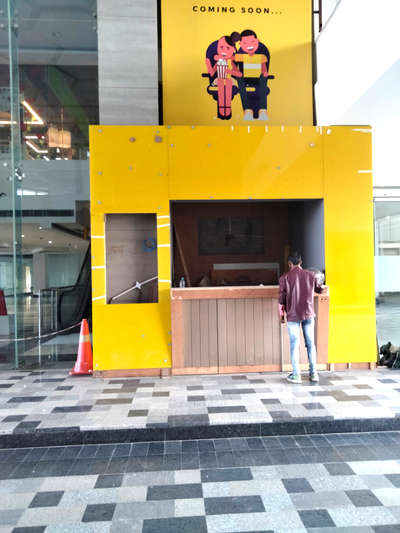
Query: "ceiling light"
21 234 24 238
26 140 48 154
22 100 44 125
48 240 52 244
25 135 38 139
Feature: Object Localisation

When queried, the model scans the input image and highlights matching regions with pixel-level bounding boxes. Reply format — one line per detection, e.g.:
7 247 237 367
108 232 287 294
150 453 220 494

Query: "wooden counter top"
171 286 280 300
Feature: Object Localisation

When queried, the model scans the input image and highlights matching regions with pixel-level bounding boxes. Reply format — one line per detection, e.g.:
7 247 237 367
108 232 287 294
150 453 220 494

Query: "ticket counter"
171 286 329 374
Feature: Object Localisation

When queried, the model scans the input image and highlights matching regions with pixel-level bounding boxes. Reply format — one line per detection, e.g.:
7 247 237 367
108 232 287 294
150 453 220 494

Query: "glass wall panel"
1 0 97 369
375 197 400 348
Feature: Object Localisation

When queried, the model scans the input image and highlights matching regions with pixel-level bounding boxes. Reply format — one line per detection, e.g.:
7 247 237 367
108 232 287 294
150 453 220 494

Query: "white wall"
315 0 400 187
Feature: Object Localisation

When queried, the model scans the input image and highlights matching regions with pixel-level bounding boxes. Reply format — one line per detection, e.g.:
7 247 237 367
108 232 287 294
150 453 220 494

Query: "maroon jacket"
279 266 323 322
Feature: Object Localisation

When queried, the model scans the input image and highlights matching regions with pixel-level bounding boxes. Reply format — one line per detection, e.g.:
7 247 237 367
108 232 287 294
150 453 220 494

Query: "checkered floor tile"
1 432 400 532
0 369 400 435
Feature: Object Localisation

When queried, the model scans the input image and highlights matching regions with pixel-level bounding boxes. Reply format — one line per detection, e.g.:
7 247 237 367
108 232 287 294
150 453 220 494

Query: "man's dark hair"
240 29 257 39
288 251 302 265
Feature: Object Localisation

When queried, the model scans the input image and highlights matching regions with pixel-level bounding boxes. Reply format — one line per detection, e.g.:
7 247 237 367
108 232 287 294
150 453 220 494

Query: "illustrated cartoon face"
217 37 236 59
240 34 259 55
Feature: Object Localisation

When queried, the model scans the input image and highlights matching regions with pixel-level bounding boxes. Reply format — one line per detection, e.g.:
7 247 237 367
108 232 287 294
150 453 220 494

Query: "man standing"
279 251 327 384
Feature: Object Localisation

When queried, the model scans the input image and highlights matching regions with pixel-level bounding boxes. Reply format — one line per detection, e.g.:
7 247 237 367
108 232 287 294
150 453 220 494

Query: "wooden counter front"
171 286 329 375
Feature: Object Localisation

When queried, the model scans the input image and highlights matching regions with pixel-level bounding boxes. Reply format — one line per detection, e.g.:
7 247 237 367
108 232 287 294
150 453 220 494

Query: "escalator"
40 245 91 334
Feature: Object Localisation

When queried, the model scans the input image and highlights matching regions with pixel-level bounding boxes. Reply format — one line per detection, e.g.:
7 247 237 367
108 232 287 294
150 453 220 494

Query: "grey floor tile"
142 515 207 533
82 503 116 522
147 483 202 500
324 463 355 476
29 491 64 508
345 489 383 507
299 509 336 528
282 478 314 493
204 495 265 515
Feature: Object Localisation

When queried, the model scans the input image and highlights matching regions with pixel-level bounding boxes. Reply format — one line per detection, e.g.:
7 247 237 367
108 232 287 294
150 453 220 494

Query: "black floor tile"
95 474 124 488
165 441 181 454
131 443 149 456
61 446 82 460
8 462 38 479
221 388 255 394
2 415 27 422
11 449 31 461
302 402 325 410
69 459 109 476
52 461 73 477
198 440 215 453
148 442 164 455
29 491 64 508
106 457 128 474
249 450 272 466
163 453 182 471
207 406 247 413
187 385 203 391
246 437 265 450
299 509 335 528
52 405 92 413
261 399 281 405
147 483 202 500
95 445 116 459
182 440 199 453
113 443 131 457
232 451 254 467
25 448 47 462
324 462 355 476
142 516 207 533
201 467 253 483
128 409 149 417
188 395 205 401
282 477 314 493
199 452 218 469
78 445 99 459
204 495 265 515
216 451 236 468
41 447 66 461
82 503 116 522
142 455 164 471
229 438 249 451
345 489 383 507
262 436 283 450
213 439 232 452
181 453 200 470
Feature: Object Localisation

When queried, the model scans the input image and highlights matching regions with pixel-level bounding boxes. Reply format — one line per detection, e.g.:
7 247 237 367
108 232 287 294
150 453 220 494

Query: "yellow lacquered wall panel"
90 125 375 369
168 126 324 200
323 127 376 362
89 126 171 370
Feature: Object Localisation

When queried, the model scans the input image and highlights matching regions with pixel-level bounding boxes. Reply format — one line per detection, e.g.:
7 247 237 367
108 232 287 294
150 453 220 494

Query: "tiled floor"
0 432 400 532
0 369 400 436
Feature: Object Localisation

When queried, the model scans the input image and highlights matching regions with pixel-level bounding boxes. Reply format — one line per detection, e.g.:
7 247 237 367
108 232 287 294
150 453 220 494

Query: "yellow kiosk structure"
89 125 375 377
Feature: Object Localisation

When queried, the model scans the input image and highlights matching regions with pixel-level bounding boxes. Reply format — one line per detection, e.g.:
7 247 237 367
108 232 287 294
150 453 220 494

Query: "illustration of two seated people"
205 30 274 121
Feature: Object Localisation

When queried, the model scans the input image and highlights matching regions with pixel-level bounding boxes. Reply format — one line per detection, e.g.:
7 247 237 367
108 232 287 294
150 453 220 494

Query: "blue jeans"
287 318 317 376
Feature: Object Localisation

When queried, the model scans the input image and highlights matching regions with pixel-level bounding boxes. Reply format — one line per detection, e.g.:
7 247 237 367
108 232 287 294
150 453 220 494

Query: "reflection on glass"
0 1 97 369
375 199 400 347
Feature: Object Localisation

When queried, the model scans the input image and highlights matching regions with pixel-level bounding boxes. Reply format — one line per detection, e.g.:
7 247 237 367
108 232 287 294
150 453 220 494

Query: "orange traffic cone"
70 319 93 376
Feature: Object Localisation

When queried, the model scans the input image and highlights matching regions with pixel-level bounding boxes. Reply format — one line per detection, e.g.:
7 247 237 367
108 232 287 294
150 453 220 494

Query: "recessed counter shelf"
171 286 329 375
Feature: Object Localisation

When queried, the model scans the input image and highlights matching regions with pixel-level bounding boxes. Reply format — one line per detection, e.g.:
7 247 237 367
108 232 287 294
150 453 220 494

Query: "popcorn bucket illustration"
217 58 228 79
